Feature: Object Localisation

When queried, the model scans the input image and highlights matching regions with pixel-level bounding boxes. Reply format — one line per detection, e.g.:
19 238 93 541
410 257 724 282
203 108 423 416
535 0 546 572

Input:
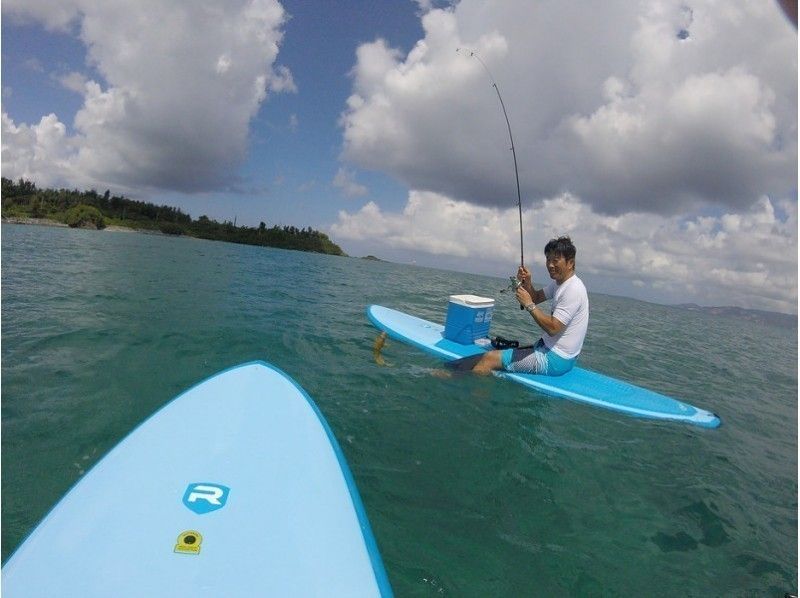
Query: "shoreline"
3 216 149 234
2 216 69 228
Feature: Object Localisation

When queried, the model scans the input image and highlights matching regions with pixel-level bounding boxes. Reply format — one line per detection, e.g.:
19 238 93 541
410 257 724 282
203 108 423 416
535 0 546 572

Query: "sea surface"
2 223 797 596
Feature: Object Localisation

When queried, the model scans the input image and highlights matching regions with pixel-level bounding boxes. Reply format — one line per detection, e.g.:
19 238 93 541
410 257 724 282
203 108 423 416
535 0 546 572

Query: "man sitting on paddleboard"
472 236 589 376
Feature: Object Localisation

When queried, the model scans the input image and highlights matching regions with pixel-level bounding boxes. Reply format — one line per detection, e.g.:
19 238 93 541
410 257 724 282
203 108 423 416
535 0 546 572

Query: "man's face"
545 252 574 284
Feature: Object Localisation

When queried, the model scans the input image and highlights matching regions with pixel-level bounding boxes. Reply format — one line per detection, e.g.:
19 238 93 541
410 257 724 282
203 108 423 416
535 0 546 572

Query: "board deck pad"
368 305 720 428
3 361 393 597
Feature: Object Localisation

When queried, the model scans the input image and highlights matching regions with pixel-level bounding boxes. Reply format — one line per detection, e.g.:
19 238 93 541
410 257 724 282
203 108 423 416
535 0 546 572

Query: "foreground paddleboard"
3 361 393 597
368 305 720 428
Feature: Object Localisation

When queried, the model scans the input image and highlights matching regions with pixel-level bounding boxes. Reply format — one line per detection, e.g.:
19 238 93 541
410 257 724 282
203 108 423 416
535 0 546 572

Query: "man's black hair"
544 236 576 262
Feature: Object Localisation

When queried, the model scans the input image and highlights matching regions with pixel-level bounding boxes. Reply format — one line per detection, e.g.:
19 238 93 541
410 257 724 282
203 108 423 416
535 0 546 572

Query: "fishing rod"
457 48 526 306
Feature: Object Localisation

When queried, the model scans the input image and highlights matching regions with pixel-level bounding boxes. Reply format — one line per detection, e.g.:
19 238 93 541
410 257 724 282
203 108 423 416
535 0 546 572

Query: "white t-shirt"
541 274 589 359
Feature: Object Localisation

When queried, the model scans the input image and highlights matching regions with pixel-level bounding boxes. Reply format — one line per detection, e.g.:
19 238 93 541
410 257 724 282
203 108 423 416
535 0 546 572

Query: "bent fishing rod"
457 48 526 306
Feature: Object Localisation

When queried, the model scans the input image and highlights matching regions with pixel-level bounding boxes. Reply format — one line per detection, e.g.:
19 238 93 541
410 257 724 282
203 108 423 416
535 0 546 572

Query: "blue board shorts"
501 339 576 376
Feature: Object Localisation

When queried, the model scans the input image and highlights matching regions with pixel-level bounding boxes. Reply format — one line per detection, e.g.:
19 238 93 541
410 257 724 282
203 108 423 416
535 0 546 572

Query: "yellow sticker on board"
174 530 203 555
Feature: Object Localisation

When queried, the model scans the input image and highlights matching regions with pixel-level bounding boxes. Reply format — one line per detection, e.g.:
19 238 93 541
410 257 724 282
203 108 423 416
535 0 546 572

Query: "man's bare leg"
472 350 504 375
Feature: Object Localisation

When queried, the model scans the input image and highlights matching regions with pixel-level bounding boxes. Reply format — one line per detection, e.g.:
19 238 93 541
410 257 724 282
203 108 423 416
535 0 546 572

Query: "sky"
2 0 798 314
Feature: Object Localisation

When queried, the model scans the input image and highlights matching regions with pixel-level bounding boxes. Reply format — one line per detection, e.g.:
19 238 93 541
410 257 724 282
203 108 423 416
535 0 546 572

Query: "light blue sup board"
368 305 720 428
2 361 393 597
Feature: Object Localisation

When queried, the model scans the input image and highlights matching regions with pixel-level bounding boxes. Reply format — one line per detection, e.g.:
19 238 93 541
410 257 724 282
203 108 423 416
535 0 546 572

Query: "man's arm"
525 303 565 336
515 286 565 336
529 287 547 305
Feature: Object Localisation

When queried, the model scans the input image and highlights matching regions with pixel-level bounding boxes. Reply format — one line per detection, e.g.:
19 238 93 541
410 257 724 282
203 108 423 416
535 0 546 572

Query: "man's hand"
515 286 532 307
517 265 533 293
517 264 546 305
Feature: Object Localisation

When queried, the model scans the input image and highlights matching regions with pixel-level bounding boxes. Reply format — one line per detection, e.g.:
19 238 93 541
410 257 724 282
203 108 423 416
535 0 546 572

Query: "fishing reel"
500 276 522 294
500 276 527 310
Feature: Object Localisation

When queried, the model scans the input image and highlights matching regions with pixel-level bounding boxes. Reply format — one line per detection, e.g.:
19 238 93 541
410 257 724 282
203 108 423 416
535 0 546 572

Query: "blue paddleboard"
368 305 720 428
2 361 393 597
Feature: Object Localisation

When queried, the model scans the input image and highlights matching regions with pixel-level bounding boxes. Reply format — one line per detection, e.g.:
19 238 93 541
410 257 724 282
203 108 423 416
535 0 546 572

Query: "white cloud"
297 179 316 193
56 71 89 94
23 58 45 73
332 192 797 313
1 113 81 188
340 0 797 216
268 65 297 93
1 0 293 194
333 190 517 256
334 0 796 312
332 166 368 198
2 0 81 31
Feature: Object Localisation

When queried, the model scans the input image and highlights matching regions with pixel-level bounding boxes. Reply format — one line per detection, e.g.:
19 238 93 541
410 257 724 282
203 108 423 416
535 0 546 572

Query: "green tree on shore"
64 204 106 229
1 178 346 256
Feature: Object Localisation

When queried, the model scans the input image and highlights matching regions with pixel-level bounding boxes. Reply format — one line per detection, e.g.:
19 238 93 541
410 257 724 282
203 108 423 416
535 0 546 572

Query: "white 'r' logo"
187 484 224 505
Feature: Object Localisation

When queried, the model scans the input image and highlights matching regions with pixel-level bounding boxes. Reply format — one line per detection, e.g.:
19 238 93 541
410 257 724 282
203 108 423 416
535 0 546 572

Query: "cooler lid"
448 294 495 307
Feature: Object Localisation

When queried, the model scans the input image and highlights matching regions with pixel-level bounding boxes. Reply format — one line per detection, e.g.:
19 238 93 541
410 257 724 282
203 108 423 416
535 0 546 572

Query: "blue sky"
2 1 797 313
222 0 423 227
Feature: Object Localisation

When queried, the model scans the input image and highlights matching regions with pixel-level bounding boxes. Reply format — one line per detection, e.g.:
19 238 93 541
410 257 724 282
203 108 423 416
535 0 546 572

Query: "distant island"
1 178 346 256
361 255 386 262
675 303 797 328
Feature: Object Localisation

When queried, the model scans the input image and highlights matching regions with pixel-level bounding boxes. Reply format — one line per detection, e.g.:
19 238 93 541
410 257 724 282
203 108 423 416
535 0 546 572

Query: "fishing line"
457 48 526 306
457 48 525 268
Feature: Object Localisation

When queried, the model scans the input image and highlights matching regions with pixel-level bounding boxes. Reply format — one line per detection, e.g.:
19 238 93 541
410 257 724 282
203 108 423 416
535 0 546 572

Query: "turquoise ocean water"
2 223 797 595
